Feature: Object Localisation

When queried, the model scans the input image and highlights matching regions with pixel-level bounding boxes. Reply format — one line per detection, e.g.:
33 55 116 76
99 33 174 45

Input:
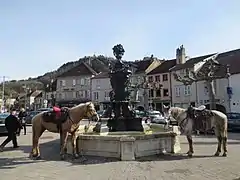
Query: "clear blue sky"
0 0 240 80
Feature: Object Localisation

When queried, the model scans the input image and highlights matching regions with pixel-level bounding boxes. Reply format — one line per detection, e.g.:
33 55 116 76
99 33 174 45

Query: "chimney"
176 45 186 64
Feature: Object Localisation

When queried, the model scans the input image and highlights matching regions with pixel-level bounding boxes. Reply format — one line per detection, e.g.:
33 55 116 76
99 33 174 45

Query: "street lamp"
226 64 232 112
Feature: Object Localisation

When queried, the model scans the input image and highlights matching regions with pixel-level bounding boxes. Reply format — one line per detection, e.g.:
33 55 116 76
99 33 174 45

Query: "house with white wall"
146 59 176 111
129 57 162 110
56 62 97 107
170 45 240 113
91 72 111 111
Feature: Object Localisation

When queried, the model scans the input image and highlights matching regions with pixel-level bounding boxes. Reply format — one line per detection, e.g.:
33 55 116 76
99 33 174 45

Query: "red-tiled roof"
147 60 176 75
57 62 97 78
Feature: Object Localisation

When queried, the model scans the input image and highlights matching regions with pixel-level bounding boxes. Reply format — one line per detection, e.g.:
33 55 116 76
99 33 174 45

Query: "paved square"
0 127 240 180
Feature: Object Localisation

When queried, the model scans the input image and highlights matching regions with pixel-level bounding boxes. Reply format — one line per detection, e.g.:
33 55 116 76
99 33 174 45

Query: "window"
162 74 168 81
96 79 101 89
80 78 85 85
155 75 160 82
84 90 88 98
148 76 153 82
149 89 154 98
72 79 76 86
77 91 83 98
156 89 161 97
163 89 169 97
72 91 76 98
184 85 191 96
204 86 208 95
60 80 66 87
93 92 99 100
87 90 90 98
84 78 90 85
175 86 180 97
104 91 109 97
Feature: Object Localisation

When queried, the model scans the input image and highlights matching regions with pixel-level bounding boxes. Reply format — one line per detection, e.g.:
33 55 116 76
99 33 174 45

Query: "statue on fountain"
105 44 144 132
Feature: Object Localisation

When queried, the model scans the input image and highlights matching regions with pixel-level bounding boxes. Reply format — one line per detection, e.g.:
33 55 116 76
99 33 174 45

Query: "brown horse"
163 105 228 157
29 102 99 160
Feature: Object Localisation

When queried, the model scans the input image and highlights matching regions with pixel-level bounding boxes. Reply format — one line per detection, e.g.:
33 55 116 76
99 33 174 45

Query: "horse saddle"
42 108 69 124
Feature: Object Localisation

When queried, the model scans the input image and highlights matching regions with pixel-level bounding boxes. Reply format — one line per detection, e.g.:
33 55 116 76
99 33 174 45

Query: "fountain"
66 44 181 160
105 44 143 132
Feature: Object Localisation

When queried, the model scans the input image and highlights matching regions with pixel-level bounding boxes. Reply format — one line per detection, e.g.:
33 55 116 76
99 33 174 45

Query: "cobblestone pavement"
0 127 240 180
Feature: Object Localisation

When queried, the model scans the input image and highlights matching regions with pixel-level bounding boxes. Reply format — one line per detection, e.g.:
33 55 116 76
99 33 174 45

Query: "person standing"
18 108 27 135
0 109 22 152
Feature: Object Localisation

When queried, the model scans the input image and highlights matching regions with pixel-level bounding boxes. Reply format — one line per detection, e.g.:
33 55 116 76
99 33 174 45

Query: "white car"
147 111 168 124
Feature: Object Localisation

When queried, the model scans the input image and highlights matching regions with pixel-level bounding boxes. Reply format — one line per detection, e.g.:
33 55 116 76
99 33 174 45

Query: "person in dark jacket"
0 109 22 152
18 108 27 135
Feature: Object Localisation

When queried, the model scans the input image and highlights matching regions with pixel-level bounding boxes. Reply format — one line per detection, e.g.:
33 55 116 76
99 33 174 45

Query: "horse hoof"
187 153 193 158
73 153 79 159
80 156 87 162
60 155 65 160
214 152 220 156
31 155 41 160
35 156 42 160
222 152 227 157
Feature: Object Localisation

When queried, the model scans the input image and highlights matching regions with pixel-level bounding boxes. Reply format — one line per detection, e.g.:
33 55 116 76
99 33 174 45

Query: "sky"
0 0 240 81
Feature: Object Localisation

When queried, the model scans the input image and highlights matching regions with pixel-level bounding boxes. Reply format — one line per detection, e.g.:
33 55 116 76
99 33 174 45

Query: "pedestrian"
0 109 22 152
18 108 27 135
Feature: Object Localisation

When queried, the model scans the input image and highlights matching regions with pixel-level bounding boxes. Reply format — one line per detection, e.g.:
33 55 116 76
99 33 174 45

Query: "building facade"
129 58 162 110
146 60 176 111
170 46 240 113
56 62 97 107
91 72 111 111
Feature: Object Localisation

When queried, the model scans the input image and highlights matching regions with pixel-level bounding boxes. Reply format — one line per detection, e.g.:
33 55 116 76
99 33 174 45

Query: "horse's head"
84 102 99 122
163 105 170 116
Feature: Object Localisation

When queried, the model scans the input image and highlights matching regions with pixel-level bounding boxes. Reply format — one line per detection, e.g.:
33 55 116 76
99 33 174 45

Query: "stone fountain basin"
66 124 181 161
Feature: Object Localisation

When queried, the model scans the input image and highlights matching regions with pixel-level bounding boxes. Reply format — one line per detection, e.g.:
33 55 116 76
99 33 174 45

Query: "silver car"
147 111 168 124
0 113 10 134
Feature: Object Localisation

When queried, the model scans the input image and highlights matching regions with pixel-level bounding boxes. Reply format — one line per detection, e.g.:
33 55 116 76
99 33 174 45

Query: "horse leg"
214 136 222 156
222 129 228 157
214 126 222 156
71 132 79 159
186 135 194 157
30 125 45 159
60 131 68 160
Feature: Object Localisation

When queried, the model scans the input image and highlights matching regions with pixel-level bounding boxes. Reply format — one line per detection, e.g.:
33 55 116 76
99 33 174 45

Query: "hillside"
1 55 115 97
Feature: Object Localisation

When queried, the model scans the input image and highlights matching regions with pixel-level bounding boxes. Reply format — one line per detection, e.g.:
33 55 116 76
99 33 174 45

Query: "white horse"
163 105 228 157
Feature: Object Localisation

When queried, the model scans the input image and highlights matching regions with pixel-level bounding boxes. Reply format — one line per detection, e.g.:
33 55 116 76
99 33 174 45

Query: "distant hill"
1 55 115 97
1 55 159 98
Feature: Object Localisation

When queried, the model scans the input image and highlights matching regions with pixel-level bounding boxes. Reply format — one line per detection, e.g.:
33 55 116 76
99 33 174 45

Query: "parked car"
25 111 41 124
97 110 105 118
0 113 10 134
227 112 240 131
146 110 167 124
38 108 52 112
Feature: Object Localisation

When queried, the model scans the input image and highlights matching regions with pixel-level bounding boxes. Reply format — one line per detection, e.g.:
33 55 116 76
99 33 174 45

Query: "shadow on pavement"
0 138 119 169
181 141 240 145
190 132 240 141
137 153 220 162
0 157 37 170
